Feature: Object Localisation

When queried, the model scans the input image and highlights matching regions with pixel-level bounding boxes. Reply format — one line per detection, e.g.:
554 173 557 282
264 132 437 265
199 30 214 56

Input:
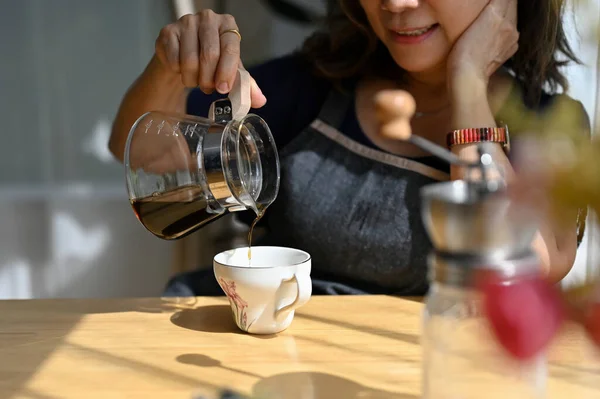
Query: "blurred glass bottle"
422 253 547 399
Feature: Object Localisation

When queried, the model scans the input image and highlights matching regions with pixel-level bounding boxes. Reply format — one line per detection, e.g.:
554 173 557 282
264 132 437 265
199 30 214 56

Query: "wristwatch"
446 125 510 153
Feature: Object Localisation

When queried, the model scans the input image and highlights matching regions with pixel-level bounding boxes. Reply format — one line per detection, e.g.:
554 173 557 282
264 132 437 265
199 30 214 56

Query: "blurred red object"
478 271 567 360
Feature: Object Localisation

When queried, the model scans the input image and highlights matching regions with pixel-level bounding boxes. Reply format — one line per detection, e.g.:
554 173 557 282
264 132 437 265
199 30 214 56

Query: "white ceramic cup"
213 246 312 334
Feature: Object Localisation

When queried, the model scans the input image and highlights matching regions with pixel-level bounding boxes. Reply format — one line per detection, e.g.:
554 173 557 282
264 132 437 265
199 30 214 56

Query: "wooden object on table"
0 296 598 399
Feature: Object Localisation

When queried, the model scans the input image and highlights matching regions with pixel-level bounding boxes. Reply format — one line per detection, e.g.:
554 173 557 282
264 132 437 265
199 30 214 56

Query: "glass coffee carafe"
124 71 280 240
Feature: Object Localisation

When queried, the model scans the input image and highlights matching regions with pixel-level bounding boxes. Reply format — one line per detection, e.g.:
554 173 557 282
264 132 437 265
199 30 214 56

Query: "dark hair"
301 0 581 107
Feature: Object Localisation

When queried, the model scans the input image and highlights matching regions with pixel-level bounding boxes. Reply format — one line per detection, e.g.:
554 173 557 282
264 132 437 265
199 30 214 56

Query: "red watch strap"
446 127 509 149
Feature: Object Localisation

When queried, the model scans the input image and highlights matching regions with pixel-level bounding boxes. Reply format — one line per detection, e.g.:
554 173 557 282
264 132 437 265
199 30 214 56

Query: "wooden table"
0 296 598 399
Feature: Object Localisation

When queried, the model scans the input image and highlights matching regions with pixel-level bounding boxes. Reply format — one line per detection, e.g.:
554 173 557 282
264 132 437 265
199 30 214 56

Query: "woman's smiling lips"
389 24 439 44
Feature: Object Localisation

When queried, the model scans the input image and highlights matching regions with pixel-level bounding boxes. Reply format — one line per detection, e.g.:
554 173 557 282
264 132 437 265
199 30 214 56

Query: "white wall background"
0 0 176 298
0 0 597 299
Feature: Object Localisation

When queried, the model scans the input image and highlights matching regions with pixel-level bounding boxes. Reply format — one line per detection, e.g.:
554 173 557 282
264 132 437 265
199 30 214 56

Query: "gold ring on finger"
220 29 241 42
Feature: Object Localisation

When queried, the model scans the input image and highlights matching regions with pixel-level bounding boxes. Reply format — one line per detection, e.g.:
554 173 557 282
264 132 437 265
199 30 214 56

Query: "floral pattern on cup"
218 277 248 330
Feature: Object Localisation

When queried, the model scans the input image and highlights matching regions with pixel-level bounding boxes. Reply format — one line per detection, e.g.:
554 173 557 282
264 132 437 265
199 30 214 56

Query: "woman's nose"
381 0 420 12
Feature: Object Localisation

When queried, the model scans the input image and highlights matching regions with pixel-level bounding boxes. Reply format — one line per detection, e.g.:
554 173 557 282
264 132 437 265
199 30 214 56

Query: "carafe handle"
229 68 252 120
208 68 252 123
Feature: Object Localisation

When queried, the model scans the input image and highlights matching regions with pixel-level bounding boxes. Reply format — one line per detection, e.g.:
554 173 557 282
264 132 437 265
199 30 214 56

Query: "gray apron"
164 88 449 296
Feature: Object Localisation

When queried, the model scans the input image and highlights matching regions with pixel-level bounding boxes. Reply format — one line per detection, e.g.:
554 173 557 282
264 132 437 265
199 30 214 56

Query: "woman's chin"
388 51 448 79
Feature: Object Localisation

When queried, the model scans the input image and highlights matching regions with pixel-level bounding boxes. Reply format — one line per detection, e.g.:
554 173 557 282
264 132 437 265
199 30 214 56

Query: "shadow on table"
176 364 418 399
296 313 420 345
169 303 420 346
170 305 238 333
18 296 206 315
169 305 280 339
252 372 418 399
177 354 262 379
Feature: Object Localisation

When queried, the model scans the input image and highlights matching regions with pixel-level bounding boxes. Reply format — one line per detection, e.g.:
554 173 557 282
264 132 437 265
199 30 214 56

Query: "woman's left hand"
447 0 518 93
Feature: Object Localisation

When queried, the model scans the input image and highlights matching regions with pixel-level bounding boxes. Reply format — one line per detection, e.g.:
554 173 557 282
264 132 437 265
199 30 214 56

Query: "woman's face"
360 0 488 75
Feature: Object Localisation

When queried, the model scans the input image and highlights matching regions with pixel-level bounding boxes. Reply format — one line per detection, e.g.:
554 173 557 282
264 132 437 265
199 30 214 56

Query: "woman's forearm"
109 55 188 162
448 76 576 282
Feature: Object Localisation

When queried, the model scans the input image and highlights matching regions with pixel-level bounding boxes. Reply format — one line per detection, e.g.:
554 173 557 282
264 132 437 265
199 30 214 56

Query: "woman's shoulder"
537 90 587 118
497 79 590 139
249 53 333 144
532 92 590 138
246 52 317 83
245 52 332 116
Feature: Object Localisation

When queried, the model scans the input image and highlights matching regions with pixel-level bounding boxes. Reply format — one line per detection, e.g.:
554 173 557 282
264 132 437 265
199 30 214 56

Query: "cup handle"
275 273 312 319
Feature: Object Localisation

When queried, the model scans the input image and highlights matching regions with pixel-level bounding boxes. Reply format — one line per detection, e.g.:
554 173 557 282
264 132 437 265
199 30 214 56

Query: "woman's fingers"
154 10 267 107
215 15 241 94
197 10 221 93
179 15 200 87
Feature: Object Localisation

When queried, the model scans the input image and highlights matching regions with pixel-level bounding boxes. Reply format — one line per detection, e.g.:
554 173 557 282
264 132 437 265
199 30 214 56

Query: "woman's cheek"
431 0 488 43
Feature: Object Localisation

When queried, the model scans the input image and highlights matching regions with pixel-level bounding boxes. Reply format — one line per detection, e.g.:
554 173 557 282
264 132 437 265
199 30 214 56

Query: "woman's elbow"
546 234 578 284
108 125 126 163
533 227 577 284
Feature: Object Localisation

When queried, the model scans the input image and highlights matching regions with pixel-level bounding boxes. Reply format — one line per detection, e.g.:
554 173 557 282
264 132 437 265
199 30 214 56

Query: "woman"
109 0 590 295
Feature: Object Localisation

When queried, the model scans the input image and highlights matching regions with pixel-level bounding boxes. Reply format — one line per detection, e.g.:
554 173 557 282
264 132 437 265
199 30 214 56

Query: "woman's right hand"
154 10 267 108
